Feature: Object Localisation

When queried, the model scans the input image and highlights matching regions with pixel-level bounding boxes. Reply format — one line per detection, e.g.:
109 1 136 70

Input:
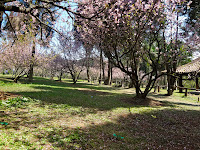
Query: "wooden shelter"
176 57 200 92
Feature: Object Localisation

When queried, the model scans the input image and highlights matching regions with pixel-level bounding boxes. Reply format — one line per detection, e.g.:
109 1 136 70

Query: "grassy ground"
0 75 200 149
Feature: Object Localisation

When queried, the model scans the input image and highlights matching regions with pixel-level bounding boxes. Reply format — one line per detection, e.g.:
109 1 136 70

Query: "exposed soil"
0 91 20 100
121 97 164 106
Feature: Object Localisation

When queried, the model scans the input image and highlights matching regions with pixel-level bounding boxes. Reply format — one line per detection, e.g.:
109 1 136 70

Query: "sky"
0 0 198 59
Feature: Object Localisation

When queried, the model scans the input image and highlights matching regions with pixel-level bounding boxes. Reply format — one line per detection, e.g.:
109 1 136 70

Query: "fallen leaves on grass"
121 97 164 106
0 91 20 100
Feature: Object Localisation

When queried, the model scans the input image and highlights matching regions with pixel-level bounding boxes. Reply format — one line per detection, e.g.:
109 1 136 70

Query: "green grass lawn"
0 75 200 149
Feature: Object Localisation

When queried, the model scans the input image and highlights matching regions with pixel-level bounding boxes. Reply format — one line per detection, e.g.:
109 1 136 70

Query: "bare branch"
4 12 18 46
40 0 109 20
30 12 68 40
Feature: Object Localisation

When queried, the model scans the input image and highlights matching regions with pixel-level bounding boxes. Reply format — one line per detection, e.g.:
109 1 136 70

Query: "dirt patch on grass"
121 97 164 106
0 91 20 100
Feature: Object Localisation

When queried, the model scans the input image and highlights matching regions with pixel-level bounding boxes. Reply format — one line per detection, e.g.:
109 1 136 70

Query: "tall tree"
75 0 191 99
0 35 38 82
57 33 85 84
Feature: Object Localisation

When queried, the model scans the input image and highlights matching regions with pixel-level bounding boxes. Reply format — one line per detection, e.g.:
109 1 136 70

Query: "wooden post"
179 74 183 93
175 80 178 90
158 86 160 93
185 88 188 97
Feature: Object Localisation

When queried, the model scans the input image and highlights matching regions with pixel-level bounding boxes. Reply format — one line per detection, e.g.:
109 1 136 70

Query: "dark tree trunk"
28 65 34 81
110 62 112 84
178 74 183 93
70 73 77 84
58 70 63 82
70 70 82 84
105 58 112 85
134 80 148 101
108 58 112 85
167 11 179 96
84 44 92 82
129 75 134 88
167 68 176 96
28 41 35 82
102 54 105 82
0 12 3 33
86 53 90 82
14 76 21 83
13 69 26 83
167 73 173 96
87 67 90 82
99 49 102 84
73 77 77 84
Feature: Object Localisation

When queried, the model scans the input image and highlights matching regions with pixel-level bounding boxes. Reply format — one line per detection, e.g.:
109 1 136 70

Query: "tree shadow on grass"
1 97 200 149
75 83 121 91
149 93 167 98
150 93 200 107
162 101 200 107
0 75 127 94
2 108 197 149
42 109 200 149
16 84 171 111
0 76 177 110
16 85 132 111
0 77 14 84
24 77 122 91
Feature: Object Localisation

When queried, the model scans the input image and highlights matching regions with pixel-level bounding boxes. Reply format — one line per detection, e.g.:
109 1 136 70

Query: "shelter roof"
176 57 200 74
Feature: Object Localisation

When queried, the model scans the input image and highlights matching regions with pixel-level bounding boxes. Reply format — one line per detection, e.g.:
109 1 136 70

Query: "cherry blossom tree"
83 43 93 82
0 0 111 83
0 0 108 39
2 10 53 82
0 35 38 82
75 0 192 99
34 51 57 79
57 33 85 84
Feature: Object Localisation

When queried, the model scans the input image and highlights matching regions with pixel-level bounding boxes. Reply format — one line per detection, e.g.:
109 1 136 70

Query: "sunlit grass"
0 75 200 149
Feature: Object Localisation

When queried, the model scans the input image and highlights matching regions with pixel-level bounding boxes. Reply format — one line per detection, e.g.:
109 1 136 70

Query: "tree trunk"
70 73 77 84
86 55 90 82
73 77 77 84
134 87 148 101
178 74 183 93
0 11 3 33
99 49 102 84
102 53 105 82
71 71 82 84
28 41 35 82
87 67 90 82
14 76 20 83
167 68 176 96
129 75 134 88
28 64 34 81
167 72 172 95
58 70 63 82
110 62 113 85
135 93 147 99
105 58 112 85
108 58 112 85
167 11 179 96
